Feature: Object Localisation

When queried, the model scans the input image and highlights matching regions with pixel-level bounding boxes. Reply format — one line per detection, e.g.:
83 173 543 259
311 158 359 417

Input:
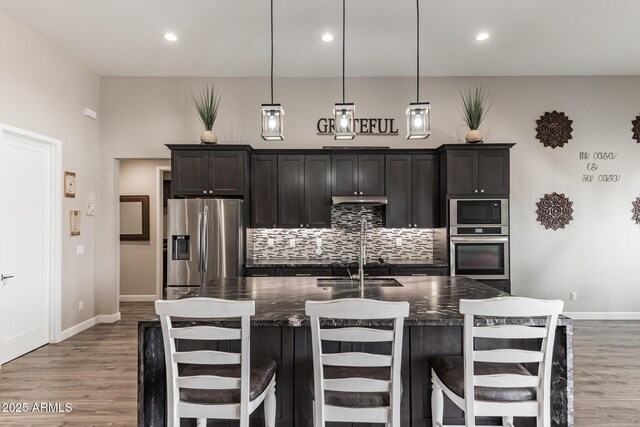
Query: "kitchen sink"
316 277 403 287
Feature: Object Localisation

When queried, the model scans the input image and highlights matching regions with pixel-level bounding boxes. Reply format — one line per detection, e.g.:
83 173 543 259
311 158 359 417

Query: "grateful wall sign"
316 118 399 136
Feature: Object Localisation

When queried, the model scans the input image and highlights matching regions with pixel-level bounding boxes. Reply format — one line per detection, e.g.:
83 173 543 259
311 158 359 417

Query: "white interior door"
0 128 52 365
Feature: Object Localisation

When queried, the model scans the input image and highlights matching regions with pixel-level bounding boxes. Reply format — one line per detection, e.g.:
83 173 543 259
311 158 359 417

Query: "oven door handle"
450 236 509 244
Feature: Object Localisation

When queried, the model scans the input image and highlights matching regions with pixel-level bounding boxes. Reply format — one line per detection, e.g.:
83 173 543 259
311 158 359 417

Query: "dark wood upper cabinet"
171 148 246 197
251 154 278 228
385 155 412 228
386 154 437 228
278 155 305 228
278 155 331 228
358 155 385 196
171 149 209 196
444 147 510 196
412 155 438 227
304 155 331 228
331 155 358 196
332 154 384 196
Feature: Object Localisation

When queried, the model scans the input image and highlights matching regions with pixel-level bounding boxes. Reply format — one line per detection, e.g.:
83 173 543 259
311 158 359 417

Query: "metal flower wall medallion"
536 192 574 230
535 111 573 148
632 115 640 143
632 197 640 225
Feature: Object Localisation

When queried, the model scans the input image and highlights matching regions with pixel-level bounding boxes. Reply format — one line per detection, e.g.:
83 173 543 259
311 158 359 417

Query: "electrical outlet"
76 244 84 255
316 238 322 246
395 238 403 247
570 291 578 301
267 238 274 247
289 239 296 248
78 300 84 311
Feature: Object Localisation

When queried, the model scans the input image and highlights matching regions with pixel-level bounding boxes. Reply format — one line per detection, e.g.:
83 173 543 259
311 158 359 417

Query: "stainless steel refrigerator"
166 199 243 299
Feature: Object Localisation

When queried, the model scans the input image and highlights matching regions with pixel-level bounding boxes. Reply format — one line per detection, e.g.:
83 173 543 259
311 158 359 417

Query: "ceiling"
1 0 639 77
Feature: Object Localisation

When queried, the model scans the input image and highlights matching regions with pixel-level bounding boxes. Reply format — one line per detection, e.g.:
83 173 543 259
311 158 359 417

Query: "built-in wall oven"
449 198 510 280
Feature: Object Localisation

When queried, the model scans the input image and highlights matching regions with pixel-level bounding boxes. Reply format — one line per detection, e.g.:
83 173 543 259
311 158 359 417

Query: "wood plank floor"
0 303 638 426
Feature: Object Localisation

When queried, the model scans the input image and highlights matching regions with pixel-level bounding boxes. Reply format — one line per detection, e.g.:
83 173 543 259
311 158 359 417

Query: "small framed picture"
64 171 76 198
70 210 81 236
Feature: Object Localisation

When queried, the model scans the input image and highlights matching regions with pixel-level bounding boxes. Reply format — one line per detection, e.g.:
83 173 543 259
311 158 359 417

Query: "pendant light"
334 0 355 140
406 0 431 139
261 0 284 141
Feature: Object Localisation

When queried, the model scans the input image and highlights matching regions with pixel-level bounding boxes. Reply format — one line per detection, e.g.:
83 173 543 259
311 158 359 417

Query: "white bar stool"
156 298 277 427
430 296 564 427
306 298 410 427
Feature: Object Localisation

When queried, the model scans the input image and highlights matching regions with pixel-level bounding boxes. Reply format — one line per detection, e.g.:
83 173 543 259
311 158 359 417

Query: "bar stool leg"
264 381 276 427
431 377 444 427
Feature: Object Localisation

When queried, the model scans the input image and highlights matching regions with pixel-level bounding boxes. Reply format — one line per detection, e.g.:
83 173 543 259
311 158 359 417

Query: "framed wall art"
120 195 150 241
70 210 81 236
64 171 76 197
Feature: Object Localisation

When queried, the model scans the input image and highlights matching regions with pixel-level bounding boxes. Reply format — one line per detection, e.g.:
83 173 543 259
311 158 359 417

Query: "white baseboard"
120 294 158 302
57 312 122 342
97 312 121 323
563 312 640 320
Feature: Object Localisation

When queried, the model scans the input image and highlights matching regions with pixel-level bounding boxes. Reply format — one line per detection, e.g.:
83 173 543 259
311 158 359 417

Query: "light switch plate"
267 238 274 247
76 244 84 255
289 239 296 248
396 238 402 247
316 238 322 246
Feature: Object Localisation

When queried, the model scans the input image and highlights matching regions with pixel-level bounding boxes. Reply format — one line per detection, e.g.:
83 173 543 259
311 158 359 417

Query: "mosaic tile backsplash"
247 206 433 262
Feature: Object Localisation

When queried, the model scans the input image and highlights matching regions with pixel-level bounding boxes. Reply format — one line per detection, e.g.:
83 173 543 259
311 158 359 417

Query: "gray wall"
119 159 170 297
100 75 640 314
0 10 101 330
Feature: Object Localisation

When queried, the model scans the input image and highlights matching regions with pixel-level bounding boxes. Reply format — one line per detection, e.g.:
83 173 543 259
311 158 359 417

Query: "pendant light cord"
270 0 274 104
416 0 419 103
342 0 346 103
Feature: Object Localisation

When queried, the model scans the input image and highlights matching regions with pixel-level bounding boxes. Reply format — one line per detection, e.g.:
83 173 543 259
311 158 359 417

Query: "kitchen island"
138 276 572 427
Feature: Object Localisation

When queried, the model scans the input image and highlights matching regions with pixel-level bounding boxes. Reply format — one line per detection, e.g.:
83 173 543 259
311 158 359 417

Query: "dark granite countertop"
245 258 449 268
142 276 570 328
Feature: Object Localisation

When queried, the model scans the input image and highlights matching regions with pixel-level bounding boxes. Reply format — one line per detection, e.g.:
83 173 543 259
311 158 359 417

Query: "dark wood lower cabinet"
245 267 276 277
275 267 332 277
139 323 570 426
389 266 447 276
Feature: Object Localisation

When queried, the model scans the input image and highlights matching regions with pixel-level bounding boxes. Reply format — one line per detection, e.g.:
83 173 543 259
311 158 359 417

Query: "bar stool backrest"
306 298 410 426
155 298 255 424
459 297 564 423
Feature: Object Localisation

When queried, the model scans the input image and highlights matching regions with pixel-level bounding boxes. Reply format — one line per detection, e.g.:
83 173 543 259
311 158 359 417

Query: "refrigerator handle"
197 212 203 272
202 205 209 273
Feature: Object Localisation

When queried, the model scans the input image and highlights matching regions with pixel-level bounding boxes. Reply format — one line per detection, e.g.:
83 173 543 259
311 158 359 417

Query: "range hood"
332 196 388 206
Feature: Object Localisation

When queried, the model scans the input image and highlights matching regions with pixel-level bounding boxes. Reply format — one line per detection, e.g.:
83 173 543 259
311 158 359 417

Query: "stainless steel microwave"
450 198 509 235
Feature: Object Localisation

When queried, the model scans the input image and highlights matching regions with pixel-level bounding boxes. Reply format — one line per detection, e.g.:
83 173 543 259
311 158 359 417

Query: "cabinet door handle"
251 274 269 277
209 190 214 194
295 273 312 277
202 190 207 194
414 224 417 227
353 191 357 195
474 189 479 193
411 273 428 276
408 224 412 228
272 224 277 228
480 189 485 193
359 191 363 195
300 224 303 227
306 224 309 227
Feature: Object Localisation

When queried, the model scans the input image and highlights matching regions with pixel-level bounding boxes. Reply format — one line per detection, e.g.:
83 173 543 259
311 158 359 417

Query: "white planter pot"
200 130 218 144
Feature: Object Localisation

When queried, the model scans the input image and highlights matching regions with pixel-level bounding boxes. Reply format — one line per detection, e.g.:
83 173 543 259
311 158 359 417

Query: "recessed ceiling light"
475 32 490 41
321 33 334 42
164 33 178 42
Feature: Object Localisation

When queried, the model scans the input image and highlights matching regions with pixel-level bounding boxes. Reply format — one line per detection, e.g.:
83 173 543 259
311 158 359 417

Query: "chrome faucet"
357 219 367 288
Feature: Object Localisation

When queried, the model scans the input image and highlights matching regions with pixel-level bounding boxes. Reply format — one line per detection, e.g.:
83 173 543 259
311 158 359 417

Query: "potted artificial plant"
460 86 490 143
191 84 222 144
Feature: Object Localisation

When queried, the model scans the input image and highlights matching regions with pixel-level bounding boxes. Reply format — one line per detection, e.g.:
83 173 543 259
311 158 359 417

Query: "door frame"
155 165 171 300
0 122 62 345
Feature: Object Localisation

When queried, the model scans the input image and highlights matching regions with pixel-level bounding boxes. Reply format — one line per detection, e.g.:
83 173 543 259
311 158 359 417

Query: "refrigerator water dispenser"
172 235 190 260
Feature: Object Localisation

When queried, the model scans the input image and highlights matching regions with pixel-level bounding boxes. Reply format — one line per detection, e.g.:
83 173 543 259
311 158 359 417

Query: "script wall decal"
632 197 640 225
632 115 640 143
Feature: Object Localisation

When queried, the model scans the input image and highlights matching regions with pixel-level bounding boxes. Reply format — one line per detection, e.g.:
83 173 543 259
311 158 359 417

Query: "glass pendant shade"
261 104 284 141
333 103 355 140
406 102 431 139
